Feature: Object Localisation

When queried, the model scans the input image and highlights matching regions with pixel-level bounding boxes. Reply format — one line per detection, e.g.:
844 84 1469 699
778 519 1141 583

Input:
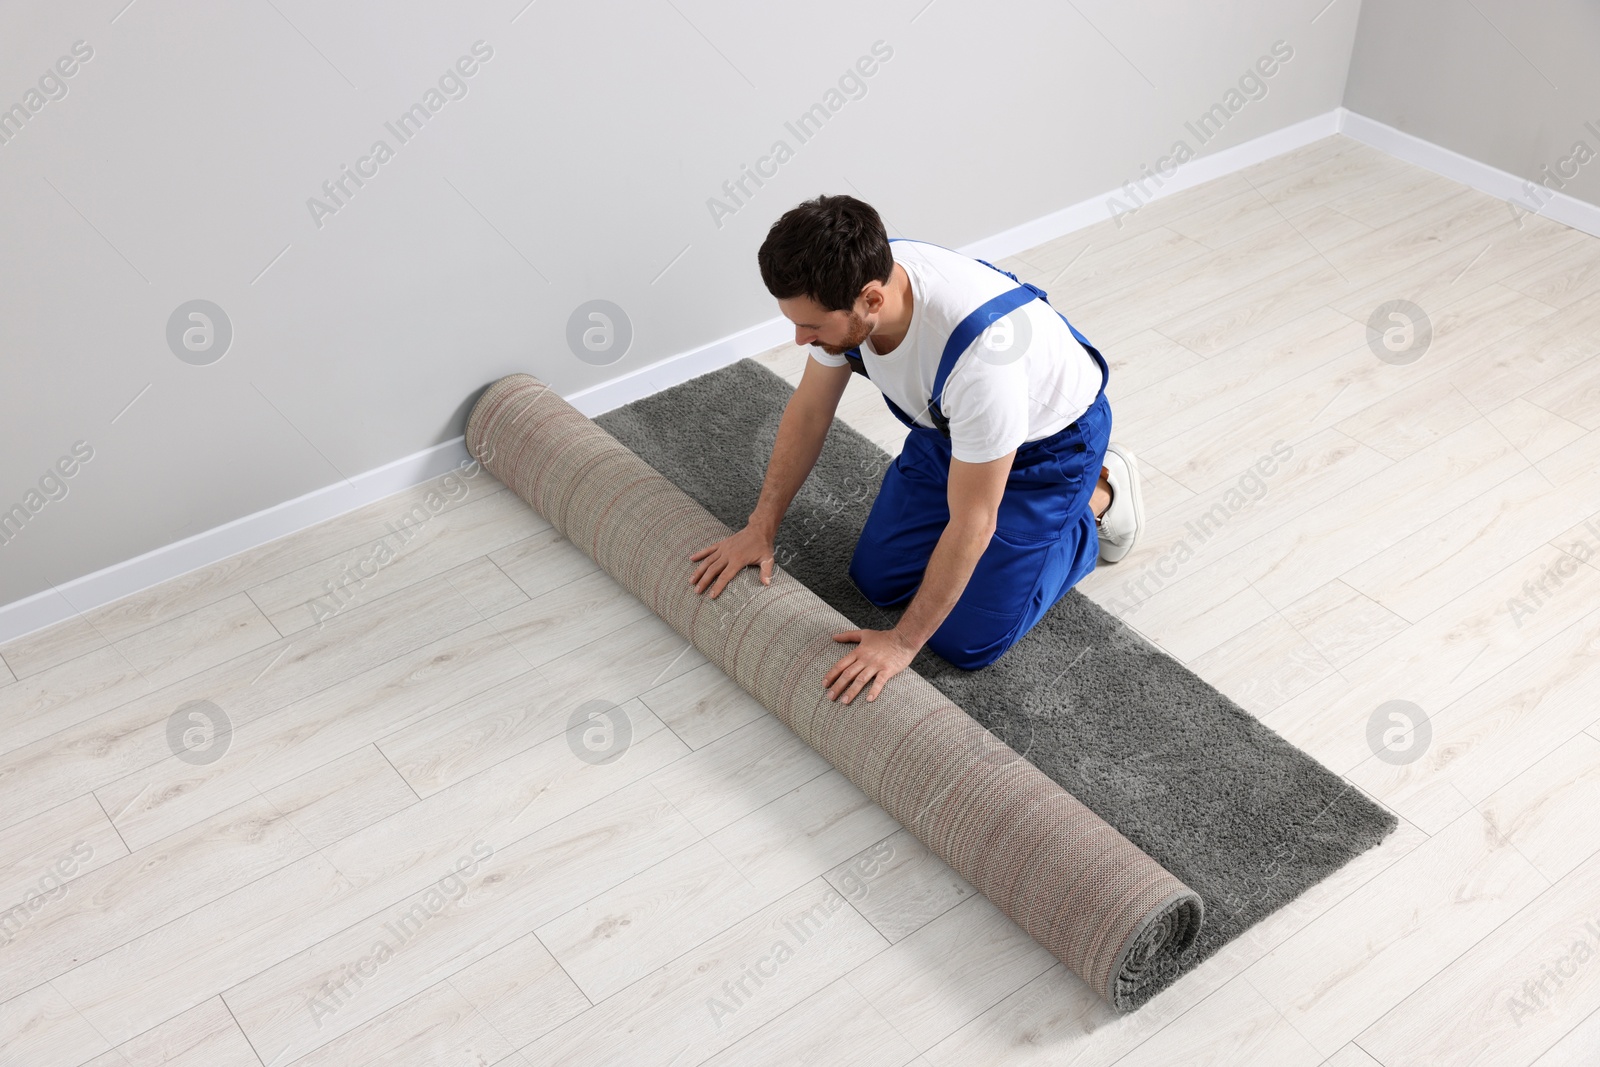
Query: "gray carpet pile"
595 358 1397 1007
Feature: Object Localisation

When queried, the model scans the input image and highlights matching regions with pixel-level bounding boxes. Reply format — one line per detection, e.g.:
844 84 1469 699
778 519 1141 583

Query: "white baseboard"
0 439 477 646
13 103 1589 648
564 315 797 419
961 108 1346 262
1340 109 1600 239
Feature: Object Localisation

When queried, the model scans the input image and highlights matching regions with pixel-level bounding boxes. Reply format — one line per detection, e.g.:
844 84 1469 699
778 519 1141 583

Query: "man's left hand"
824 628 920 704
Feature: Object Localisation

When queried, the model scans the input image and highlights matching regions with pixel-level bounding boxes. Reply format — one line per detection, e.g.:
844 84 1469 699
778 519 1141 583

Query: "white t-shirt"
809 239 1102 464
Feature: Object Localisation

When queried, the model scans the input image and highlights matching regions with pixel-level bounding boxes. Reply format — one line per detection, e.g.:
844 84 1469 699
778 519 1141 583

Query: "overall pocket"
994 433 1084 543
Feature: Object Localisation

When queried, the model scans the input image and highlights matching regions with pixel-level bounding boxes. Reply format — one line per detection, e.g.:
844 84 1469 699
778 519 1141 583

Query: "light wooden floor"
4 133 1599 1066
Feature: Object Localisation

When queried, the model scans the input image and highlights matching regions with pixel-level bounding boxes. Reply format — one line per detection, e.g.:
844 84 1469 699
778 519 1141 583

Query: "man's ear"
858 280 884 315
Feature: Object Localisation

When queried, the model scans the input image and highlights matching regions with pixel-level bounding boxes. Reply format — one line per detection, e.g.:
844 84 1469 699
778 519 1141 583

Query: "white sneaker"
1095 442 1144 564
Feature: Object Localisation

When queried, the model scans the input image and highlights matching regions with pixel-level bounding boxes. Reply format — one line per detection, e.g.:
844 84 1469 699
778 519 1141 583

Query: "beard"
816 311 873 356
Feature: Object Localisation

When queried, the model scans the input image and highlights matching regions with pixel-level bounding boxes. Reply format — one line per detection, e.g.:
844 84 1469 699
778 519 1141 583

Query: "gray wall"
1345 0 1600 212
0 0 1360 608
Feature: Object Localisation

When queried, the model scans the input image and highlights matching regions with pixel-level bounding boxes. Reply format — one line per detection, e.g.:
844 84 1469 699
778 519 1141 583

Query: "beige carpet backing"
466 372 1202 1011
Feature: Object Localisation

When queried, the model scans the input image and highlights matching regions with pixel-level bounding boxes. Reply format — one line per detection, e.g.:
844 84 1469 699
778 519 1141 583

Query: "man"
690 194 1144 704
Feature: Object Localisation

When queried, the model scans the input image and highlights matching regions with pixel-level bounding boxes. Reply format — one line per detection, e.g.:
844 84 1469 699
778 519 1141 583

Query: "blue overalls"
843 242 1112 670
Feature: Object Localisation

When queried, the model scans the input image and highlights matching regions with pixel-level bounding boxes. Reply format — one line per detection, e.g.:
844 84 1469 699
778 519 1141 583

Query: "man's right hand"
689 524 778 598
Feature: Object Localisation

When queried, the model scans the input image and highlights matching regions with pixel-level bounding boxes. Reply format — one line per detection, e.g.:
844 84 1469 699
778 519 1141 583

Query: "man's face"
779 292 874 356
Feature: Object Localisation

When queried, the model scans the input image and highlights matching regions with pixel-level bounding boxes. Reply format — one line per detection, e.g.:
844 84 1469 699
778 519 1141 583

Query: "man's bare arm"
690 355 850 596
747 356 851 540
893 449 1013 647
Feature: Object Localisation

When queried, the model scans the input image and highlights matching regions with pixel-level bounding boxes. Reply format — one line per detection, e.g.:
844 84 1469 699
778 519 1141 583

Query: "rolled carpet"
466 372 1203 1012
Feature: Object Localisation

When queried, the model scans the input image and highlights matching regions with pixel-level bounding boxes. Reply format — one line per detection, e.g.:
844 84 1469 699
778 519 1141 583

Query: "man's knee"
926 618 1013 671
928 636 1007 671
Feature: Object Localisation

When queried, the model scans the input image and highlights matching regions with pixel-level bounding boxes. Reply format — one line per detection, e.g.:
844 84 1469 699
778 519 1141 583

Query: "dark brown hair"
757 194 892 312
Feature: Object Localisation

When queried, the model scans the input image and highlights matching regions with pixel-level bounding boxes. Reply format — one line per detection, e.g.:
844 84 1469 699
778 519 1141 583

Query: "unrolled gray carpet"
595 358 1396 1008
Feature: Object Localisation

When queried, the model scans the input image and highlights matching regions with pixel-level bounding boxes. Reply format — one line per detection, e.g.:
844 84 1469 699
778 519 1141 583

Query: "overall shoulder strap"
975 256 1051 305
929 285 1041 424
842 346 925 432
975 256 1100 365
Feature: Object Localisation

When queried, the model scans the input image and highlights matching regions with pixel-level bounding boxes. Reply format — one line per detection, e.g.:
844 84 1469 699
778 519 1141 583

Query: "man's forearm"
747 399 832 539
893 518 992 648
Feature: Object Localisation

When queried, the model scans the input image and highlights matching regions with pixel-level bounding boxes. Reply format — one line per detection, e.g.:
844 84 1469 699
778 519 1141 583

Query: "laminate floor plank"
225 774 697 1063
1243 809 1550 1057
0 470 507 680
0 791 126 912
0 571 490 836
1143 283 1557 491
1357 845 1600 1067
1263 564 1600 786
0 793 316 1003
250 488 547 637
93 616 530 851
1344 600 1600 832
77 997 263 1067
519 877 889 1067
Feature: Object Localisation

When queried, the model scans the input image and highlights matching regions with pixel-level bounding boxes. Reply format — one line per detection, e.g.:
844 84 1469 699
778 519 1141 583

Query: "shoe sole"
1098 442 1145 564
